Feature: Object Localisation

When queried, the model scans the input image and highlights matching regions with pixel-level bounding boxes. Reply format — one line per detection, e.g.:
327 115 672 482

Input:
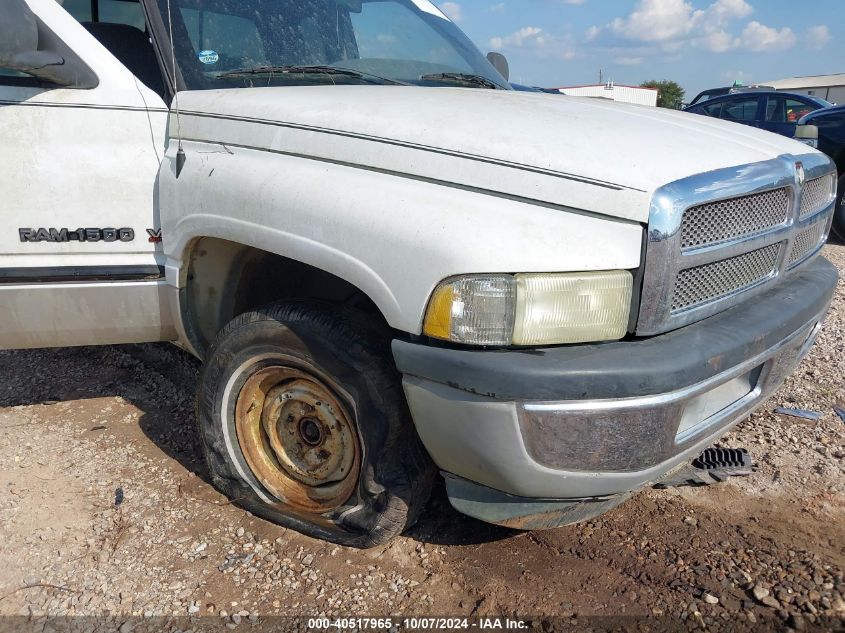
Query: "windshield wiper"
216 65 407 85
419 72 503 89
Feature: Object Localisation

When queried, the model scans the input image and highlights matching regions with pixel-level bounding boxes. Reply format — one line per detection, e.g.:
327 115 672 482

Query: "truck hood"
175 86 815 223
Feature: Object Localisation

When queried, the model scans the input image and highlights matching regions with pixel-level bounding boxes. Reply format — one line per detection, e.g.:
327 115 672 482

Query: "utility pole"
599 69 603 84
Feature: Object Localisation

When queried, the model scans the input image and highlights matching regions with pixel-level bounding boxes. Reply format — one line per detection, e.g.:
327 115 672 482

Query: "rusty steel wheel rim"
235 366 361 513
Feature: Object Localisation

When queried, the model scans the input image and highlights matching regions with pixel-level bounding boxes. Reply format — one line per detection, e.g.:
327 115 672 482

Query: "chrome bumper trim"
519 314 823 473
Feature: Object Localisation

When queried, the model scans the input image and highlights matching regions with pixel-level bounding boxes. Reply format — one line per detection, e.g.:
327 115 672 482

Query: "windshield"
807 95 834 109
147 0 509 90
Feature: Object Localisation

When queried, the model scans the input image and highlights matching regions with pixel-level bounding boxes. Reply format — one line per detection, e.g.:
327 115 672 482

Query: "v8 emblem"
147 228 163 244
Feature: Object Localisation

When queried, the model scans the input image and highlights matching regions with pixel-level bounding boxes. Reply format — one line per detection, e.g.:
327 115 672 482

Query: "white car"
0 0 838 547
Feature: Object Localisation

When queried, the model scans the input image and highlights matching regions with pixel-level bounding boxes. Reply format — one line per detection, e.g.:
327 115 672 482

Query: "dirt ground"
0 245 843 632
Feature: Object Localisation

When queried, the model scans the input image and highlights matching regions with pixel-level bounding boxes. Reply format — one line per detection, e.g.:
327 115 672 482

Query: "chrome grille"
789 221 827 267
680 188 790 250
799 174 835 219
672 244 781 312
638 155 837 336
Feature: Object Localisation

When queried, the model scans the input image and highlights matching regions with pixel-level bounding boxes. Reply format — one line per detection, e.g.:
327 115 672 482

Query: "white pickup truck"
1 0 839 548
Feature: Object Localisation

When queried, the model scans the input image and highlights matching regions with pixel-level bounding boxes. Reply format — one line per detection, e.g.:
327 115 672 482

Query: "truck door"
0 0 176 349
761 95 819 138
813 111 845 172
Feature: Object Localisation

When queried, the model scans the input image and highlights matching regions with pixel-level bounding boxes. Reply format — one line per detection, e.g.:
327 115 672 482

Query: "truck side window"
57 0 165 96
59 0 93 21
0 5 98 88
99 0 146 29
60 0 146 29
0 68 42 88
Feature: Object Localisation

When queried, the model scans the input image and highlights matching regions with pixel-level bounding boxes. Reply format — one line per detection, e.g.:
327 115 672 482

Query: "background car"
798 105 845 240
684 91 832 137
510 83 546 92
687 86 732 106
686 84 775 107
510 83 563 94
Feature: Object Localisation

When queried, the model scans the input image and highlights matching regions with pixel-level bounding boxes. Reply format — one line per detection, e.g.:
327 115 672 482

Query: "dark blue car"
684 90 832 138
799 105 845 239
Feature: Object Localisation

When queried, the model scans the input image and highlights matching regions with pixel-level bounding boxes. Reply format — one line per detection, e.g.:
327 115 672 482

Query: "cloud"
606 0 699 42
587 0 795 55
738 21 796 52
697 29 734 52
805 25 831 50
615 56 643 66
707 0 753 23
439 2 463 22
489 26 577 59
490 26 544 50
489 2 505 12
601 0 752 43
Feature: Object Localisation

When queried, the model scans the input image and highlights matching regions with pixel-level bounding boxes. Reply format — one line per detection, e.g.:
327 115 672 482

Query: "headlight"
423 271 633 346
423 275 517 346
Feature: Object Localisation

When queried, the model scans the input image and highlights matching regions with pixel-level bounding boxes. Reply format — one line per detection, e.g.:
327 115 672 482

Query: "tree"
640 80 686 109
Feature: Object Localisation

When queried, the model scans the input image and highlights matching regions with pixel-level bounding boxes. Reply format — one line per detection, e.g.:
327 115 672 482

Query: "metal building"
764 74 845 105
550 82 659 107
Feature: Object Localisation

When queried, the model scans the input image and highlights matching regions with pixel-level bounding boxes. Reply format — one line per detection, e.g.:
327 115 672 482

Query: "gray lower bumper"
442 473 632 530
394 257 837 526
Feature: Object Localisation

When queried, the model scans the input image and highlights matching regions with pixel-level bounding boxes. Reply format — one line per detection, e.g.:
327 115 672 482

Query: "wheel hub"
235 366 360 513
298 418 323 446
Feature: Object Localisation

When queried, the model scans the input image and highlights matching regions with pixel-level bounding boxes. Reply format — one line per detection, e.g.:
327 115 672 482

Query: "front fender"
159 140 644 334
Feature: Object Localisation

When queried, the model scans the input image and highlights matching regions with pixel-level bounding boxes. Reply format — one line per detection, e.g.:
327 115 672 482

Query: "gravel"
0 243 842 630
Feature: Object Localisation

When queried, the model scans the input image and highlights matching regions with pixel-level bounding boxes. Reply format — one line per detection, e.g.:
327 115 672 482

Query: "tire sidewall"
197 307 416 546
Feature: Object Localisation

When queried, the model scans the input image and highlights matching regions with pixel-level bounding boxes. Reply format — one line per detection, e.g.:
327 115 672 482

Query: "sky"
433 0 844 98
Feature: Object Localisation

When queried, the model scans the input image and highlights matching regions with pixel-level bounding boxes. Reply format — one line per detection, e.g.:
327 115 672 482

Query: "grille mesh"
789 222 826 266
680 188 790 250
672 244 782 312
799 174 835 219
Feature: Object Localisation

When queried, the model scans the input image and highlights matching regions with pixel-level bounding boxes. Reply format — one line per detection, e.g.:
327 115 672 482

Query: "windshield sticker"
410 0 449 20
198 50 219 65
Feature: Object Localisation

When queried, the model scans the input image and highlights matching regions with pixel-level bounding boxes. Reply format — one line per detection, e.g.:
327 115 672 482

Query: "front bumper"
393 257 838 527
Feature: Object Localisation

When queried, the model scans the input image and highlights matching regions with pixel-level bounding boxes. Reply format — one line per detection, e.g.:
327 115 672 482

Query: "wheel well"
183 237 386 355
